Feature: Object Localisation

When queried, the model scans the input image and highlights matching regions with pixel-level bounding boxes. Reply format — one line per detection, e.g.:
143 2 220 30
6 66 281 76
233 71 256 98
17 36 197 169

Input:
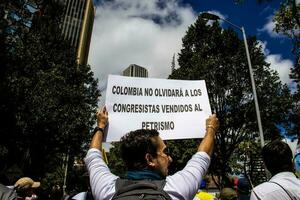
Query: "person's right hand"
97 107 108 129
206 114 219 132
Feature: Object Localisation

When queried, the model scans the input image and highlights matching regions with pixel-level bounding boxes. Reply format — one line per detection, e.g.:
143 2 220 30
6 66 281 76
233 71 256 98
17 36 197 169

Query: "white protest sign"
104 75 212 142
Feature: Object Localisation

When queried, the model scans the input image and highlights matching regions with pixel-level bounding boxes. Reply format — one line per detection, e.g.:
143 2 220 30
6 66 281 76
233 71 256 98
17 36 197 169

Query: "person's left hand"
97 107 108 129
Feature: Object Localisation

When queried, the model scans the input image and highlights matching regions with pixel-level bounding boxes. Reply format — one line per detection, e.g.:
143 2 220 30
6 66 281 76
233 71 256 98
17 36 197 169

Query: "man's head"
262 139 294 176
120 129 172 177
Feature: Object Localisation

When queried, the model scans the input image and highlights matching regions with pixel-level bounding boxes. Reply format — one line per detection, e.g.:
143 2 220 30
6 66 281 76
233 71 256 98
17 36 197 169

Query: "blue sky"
89 0 296 98
182 0 294 60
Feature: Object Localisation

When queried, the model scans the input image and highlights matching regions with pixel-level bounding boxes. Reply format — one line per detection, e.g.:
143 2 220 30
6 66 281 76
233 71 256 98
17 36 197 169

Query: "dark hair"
262 139 294 175
120 129 159 170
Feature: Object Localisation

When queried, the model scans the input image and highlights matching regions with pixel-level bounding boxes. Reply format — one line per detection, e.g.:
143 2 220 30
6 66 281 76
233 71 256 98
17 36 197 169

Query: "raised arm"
164 114 219 199
198 114 219 157
90 107 108 150
86 107 118 200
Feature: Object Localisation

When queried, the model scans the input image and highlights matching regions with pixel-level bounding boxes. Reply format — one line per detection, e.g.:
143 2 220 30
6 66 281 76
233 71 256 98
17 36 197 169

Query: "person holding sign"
85 107 219 200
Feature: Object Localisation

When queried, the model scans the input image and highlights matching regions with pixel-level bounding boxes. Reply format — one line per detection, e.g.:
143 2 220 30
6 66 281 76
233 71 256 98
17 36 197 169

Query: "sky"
88 0 297 106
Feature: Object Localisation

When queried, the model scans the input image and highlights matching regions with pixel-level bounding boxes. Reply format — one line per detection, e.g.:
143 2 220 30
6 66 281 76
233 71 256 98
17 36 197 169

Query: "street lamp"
200 12 265 148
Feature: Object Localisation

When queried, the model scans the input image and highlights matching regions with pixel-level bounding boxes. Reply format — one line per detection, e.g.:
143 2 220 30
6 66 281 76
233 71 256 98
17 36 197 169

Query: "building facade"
0 1 37 37
61 0 95 65
123 64 148 77
1 0 95 65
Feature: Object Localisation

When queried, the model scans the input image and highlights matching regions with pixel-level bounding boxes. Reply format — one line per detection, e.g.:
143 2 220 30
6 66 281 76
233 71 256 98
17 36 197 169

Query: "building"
123 64 148 77
61 0 95 65
0 1 37 37
1 0 95 66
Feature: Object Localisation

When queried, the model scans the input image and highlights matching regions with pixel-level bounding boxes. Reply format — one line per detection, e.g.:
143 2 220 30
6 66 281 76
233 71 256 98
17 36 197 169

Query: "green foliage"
230 141 265 186
167 139 198 174
273 0 300 54
273 0 300 138
0 0 100 193
169 16 293 187
108 142 126 177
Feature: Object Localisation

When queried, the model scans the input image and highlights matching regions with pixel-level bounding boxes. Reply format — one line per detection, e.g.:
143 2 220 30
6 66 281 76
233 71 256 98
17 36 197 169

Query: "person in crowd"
14 177 40 200
295 142 300 177
218 188 238 200
48 184 63 200
85 107 219 200
0 152 17 199
69 172 94 200
250 139 300 199
237 176 250 200
194 179 217 200
0 182 17 200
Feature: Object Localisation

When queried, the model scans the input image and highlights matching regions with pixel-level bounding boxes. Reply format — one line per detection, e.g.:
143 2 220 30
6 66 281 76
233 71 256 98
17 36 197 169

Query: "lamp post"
200 12 265 148
62 148 69 197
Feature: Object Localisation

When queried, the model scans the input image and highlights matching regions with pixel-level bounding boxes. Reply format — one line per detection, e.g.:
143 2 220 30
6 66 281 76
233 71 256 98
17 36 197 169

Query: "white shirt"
84 148 210 200
250 172 300 200
72 192 87 200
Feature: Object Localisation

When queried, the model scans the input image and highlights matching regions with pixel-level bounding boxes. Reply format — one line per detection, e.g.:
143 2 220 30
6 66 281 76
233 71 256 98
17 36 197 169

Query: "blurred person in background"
237 176 250 200
250 140 300 200
218 188 237 200
14 177 40 200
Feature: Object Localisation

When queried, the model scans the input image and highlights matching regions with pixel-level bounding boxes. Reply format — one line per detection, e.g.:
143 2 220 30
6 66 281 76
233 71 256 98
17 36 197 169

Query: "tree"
0 0 37 183
0 0 100 193
107 142 126 177
168 16 293 187
237 0 300 139
230 140 265 186
273 0 300 54
272 0 300 138
171 53 176 73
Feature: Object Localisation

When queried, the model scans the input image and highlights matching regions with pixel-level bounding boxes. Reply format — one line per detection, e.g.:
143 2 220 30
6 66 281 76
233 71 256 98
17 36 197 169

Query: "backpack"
112 179 172 200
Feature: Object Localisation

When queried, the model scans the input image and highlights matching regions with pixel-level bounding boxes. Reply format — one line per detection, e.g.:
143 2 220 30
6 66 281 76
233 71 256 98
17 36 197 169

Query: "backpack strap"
113 179 171 199
116 180 157 194
269 181 296 200
251 190 262 200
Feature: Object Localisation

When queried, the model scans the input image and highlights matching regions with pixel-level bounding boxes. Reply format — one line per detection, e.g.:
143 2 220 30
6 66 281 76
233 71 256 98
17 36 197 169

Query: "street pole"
241 27 265 148
63 149 69 197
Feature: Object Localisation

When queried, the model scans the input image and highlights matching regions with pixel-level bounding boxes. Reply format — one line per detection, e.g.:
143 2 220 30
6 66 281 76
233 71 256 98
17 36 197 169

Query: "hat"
219 188 237 200
14 177 40 191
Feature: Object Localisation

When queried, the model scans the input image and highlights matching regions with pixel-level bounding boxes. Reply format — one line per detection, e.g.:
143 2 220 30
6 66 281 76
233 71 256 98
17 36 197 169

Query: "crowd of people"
1 106 300 199
84 107 300 200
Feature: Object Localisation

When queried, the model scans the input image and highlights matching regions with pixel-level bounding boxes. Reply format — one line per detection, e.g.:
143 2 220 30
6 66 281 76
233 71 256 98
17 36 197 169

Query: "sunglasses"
162 147 171 156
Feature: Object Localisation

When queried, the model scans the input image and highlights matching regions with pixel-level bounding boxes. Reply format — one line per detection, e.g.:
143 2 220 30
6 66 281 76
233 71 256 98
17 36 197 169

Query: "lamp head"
200 12 220 20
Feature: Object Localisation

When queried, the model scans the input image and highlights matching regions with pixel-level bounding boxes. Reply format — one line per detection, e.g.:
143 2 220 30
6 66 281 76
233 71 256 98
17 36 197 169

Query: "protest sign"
104 75 212 142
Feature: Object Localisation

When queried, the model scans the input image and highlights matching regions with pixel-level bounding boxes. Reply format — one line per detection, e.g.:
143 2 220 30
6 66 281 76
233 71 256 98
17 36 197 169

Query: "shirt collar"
270 171 296 180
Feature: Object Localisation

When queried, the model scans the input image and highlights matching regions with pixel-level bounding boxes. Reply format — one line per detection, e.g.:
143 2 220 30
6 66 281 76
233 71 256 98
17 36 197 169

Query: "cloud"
89 0 196 89
266 54 294 85
259 6 273 16
257 40 270 55
257 40 294 88
258 15 283 38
